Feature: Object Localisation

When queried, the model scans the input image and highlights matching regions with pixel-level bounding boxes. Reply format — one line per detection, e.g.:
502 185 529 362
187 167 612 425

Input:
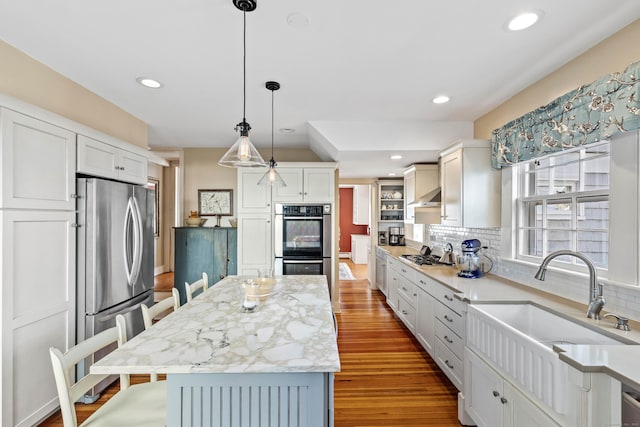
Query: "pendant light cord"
271 88 275 160
243 9 247 122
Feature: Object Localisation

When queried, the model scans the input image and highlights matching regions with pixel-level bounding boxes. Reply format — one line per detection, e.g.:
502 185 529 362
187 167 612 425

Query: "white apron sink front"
467 302 628 415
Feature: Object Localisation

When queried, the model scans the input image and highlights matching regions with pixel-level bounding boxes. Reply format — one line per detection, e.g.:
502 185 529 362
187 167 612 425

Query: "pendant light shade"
258 81 286 186
218 0 265 168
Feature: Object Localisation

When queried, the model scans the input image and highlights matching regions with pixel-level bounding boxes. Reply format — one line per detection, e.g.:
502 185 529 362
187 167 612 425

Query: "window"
516 142 610 269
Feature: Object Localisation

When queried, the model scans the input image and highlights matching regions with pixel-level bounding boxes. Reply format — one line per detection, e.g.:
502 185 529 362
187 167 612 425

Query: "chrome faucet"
534 250 605 320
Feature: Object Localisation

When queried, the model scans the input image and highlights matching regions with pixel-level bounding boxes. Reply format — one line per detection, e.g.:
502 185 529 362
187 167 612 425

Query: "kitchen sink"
471 302 626 347
467 302 628 415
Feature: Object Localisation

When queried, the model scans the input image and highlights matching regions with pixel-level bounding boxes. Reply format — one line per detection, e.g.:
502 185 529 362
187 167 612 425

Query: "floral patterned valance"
491 60 640 168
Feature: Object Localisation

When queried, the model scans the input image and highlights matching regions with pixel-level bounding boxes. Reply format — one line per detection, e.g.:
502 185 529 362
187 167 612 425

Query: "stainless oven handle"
282 216 323 220
283 259 323 264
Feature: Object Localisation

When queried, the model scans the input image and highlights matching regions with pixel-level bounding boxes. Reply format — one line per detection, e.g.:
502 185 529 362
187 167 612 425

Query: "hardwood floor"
39 262 460 426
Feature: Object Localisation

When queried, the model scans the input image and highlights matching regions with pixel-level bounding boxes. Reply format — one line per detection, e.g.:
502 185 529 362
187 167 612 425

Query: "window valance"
491 60 640 168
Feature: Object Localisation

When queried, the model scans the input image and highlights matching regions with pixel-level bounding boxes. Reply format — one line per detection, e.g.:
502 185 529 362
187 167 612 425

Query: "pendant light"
218 0 266 168
258 81 287 187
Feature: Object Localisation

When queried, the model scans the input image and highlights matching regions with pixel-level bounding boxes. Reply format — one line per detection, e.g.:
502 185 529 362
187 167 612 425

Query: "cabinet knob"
71 223 80 228
492 390 500 397
444 294 454 301
70 194 79 199
500 397 508 404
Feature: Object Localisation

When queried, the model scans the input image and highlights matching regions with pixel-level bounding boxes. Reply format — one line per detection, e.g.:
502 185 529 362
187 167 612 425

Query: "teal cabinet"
174 227 237 304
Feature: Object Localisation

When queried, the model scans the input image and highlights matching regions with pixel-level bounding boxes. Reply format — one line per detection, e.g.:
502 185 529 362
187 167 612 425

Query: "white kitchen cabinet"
385 257 400 311
0 106 77 427
237 168 272 213
77 134 147 184
403 164 438 224
350 234 369 264
0 108 76 210
237 214 272 275
272 164 336 203
396 279 418 333
375 247 387 296
1 210 76 427
440 140 500 228
352 185 370 225
415 279 435 357
378 179 404 223
465 349 560 427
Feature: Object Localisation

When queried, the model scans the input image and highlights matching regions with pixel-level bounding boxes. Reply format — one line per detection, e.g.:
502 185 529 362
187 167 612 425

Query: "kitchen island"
91 275 340 427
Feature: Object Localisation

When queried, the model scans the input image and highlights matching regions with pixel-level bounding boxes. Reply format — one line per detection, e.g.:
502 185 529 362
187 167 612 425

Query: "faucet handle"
603 313 630 331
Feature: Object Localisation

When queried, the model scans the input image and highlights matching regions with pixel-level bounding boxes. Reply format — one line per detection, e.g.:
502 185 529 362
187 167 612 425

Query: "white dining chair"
184 272 209 302
49 314 166 427
141 288 180 329
140 288 180 381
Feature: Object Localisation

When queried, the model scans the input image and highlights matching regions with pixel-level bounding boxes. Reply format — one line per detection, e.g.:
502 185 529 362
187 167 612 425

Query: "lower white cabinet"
396 280 417 332
375 250 387 296
237 214 272 275
465 348 560 427
385 259 400 311
350 235 368 264
1 210 76 427
415 285 435 356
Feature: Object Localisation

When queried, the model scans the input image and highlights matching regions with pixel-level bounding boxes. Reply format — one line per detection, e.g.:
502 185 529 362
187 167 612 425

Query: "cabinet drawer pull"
444 294 454 302
444 335 453 344
500 397 508 404
413 293 417 297
444 360 454 369
402 286 408 291
492 390 500 397
402 310 408 315
443 314 453 323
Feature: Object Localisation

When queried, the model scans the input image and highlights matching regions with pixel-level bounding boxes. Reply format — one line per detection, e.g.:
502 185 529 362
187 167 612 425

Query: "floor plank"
39 262 461 426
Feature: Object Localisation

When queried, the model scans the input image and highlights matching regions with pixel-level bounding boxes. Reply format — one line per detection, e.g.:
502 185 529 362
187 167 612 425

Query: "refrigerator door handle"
131 195 143 283
123 197 141 285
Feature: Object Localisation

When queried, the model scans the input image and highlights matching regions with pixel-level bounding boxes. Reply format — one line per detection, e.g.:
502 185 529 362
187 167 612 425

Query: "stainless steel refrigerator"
76 177 154 399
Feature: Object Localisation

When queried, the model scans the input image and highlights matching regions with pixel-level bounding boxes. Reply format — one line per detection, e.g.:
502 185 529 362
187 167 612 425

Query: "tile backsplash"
424 224 640 321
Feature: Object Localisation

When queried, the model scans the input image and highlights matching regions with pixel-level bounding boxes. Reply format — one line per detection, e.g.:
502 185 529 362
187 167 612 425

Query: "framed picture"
198 189 233 216
147 178 160 237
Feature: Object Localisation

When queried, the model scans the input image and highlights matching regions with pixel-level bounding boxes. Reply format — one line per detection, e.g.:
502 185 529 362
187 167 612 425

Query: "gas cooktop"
400 254 438 266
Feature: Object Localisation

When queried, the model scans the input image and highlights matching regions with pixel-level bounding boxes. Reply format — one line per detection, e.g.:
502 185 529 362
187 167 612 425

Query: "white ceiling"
1 1 639 177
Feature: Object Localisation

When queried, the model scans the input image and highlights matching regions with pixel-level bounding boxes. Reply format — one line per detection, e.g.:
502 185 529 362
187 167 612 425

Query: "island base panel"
167 372 334 427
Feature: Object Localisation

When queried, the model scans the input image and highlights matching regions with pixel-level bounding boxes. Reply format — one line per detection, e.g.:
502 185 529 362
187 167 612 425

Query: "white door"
304 168 334 202
465 349 505 427
77 134 120 180
237 169 272 213
415 287 435 356
272 168 304 202
441 149 462 226
237 214 272 274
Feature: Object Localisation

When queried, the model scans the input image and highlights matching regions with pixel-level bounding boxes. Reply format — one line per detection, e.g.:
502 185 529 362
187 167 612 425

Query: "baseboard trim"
339 252 351 259
154 265 166 276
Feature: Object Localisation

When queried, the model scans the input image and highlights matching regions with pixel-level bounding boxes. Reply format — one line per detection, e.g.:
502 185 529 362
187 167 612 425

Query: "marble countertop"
378 244 640 388
91 275 340 375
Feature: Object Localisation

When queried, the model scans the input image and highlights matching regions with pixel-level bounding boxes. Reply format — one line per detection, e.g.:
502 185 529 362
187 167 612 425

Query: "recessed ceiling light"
279 128 295 134
136 77 162 89
387 173 397 176
390 155 403 160
287 12 309 29
507 11 542 31
433 95 450 104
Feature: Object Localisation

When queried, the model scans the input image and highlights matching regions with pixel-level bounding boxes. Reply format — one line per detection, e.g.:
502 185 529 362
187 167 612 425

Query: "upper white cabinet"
77 134 148 184
272 164 336 203
403 164 439 224
440 140 500 228
0 108 76 210
237 168 272 213
352 185 370 225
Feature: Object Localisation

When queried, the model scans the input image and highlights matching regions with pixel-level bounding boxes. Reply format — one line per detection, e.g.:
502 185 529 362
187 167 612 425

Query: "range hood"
407 187 441 208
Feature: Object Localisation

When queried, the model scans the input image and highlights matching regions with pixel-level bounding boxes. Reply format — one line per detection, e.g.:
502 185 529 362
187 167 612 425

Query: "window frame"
514 141 611 274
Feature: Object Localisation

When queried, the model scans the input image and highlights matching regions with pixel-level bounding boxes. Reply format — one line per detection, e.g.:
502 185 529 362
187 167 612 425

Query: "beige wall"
475 19 640 139
0 39 148 148
182 147 322 226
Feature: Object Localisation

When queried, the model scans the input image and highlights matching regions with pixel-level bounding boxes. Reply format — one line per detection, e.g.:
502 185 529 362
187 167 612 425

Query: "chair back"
49 315 129 427
141 288 180 329
184 272 209 302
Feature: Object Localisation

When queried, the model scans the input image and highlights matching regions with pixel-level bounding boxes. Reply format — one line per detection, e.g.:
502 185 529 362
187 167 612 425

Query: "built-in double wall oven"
274 204 332 289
